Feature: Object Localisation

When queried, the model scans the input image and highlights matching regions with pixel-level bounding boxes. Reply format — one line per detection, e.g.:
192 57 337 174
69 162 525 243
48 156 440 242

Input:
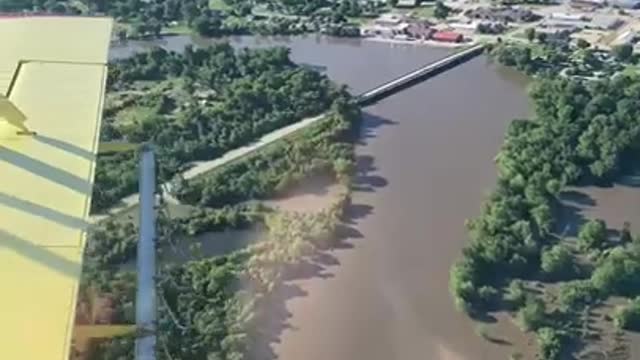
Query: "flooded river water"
111 35 531 359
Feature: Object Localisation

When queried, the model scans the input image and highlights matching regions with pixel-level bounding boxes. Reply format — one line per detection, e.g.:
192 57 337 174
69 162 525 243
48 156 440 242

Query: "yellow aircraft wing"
0 16 112 360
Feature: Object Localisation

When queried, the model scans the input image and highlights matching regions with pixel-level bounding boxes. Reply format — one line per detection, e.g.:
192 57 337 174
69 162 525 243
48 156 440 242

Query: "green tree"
557 280 600 311
613 297 640 331
576 38 590 49
578 219 607 251
536 31 547 44
591 247 640 296
449 259 479 313
525 27 536 42
540 244 574 279
536 327 563 360
516 297 546 331
613 44 633 62
434 1 450 19
504 279 526 309
388 0 398 6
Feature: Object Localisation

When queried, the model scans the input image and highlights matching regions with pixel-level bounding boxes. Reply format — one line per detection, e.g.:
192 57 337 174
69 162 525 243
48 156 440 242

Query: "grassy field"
162 22 192 35
347 16 373 25
209 0 232 11
411 5 435 19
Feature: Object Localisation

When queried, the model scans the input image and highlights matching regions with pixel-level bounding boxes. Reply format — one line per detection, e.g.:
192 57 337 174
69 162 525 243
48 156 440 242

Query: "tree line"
173 97 359 209
489 39 636 78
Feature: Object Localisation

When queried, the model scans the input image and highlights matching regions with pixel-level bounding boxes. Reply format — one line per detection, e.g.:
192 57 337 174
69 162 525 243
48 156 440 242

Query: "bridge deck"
359 44 485 102
0 16 112 360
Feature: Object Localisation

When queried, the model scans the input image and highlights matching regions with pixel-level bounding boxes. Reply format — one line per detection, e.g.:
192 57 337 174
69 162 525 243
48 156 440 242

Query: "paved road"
90 113 327 222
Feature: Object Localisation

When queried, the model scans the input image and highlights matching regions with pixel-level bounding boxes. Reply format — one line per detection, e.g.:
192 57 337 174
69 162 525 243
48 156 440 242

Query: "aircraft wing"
0 16 112 360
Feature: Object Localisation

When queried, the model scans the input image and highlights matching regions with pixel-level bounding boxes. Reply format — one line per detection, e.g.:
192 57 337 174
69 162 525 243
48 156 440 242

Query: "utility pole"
136 144 157 360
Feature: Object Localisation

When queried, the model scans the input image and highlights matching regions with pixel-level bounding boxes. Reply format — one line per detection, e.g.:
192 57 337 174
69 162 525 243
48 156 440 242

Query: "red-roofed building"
432 31 464 43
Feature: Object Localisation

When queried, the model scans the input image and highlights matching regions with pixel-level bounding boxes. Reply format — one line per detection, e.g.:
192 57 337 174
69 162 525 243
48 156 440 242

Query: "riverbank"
364 36 473 49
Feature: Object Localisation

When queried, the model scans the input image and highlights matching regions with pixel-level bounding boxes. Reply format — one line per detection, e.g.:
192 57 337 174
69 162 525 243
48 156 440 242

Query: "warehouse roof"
0 15 112 360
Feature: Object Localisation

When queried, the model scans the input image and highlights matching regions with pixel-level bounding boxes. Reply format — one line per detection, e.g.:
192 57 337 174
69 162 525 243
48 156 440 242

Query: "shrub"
540 244 575 279
536 327 564 360
578 219 607 251
516 297 546 331
504 279 527 309
557 280 600 311
613 297 640 331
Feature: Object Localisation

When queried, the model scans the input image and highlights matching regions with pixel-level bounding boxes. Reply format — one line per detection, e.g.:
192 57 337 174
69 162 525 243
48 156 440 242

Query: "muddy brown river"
112 35 532 359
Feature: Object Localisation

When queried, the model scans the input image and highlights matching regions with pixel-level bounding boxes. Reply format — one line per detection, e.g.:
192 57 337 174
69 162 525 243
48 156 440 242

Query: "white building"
550 12 589 22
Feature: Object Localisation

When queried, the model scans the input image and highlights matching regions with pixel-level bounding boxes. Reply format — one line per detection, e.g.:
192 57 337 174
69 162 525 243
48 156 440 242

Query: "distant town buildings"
396 0 419 8
375 13 404 27
465 7 540 23
406 21 435 39
363 13 465 43
569 0 606 10
609 0 640 8
543 12 624 32
432 31 464 42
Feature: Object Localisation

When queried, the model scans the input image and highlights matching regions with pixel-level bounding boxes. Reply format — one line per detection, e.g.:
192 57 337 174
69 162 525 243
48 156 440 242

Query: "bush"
540 244 575 279
557 280 600 311
516 297 546 331
591 247 640 297
613 297 640 331
504 279 527 309
578 219 608 251
536 327 564 360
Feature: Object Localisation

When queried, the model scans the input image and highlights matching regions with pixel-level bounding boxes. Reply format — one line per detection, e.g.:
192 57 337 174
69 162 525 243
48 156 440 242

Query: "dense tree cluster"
450 73 640 357
94 44 352 212
179 204 267 236
489 41 570 75
85 219 138 267
156 251 253 360
450 75 640 311
490 41 633 78
175 99 359 208
591 246 640 297
557 280 601 312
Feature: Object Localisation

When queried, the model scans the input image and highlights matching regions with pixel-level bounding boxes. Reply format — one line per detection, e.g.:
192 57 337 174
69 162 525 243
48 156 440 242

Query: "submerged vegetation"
450 71 640 357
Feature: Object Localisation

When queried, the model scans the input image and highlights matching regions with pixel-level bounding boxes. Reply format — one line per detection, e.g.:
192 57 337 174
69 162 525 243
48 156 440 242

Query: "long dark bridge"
357 43 485 105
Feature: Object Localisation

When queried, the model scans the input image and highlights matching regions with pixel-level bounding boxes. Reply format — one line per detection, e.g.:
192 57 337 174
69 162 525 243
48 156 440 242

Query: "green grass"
162 23 192 35
209 0 232 11
621 64 640 77
511 30 530 40
411 5 435 19
347 16 371 25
